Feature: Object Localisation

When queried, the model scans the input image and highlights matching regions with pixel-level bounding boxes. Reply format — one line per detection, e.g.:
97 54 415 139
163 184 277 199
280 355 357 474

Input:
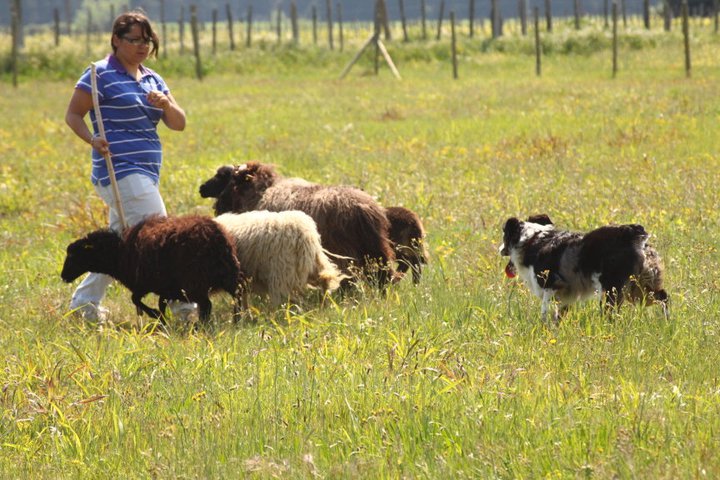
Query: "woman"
65 10 190 322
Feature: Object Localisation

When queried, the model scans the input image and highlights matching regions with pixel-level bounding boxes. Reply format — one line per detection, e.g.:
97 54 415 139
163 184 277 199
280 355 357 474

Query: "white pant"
70 174 167 308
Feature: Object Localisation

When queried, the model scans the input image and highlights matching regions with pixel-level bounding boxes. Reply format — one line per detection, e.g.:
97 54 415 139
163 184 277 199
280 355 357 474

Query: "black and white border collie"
500 214 668 323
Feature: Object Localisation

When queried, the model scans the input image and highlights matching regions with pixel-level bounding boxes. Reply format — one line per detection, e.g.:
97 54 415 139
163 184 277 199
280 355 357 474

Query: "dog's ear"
527 213 553 226
503 217 522 248
503 217 521 234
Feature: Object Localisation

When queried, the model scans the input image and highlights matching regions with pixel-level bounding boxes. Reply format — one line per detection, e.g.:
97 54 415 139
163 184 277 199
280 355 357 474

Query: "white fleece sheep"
214 211 344 307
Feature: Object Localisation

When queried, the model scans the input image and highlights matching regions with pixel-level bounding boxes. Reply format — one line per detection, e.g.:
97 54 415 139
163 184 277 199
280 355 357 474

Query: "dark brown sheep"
385 206 429 284
61 215 244 323
200 163 397 287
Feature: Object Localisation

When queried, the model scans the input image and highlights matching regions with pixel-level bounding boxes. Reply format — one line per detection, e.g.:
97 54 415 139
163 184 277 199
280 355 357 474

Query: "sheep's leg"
396 259 410 276
131 292 162 320
231 286 249 323
364 254 394 290
268 291 284 309
237 289 256 324
660 298 670 320
411 262 422 284
159 297 169 318
196 298 212 323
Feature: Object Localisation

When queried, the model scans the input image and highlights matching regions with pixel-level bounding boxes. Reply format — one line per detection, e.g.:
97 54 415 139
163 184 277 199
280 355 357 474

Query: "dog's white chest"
511 255 547 299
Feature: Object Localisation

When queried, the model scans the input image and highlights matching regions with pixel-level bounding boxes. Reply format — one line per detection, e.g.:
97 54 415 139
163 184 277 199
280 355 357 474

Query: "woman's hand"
147 90 171 110
148 90 186 131
90 135 110 157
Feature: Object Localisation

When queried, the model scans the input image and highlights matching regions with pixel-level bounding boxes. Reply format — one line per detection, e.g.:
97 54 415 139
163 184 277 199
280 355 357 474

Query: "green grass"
1 19 720 478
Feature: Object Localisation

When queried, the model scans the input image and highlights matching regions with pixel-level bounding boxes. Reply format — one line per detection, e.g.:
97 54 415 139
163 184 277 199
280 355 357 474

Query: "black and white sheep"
385 206 429 284
213 211 345 307
61 215 244 323
200 163 398 287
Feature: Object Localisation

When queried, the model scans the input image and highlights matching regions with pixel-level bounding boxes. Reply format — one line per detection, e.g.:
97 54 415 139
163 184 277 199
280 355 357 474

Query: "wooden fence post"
179 5 185 55
86 8 92 56
11 0 19 87
374 1 381 74
246 5 253 48
643 0 650 29
469 0 475 38
378 0 391 40
574 0 581 30
664 0 672 32
337 2 344 51
491 0 497 38
160 0 167 58
64 0 72 36
682 0 691 78
604 0 609 28
612 0 618 78
436 0 445 40
212 9 218 54
621 0 627 27
421 0 427 40
545 0 552 32
54 8 60 46
714 0 719 33
277 6 282 45
326 0 333 50
519 0 527 35
190 5 202 80
534 6 541 76
291 0 299 43
450 10 458 79
312 5 317 45
399 0 409 42
226 3 235 50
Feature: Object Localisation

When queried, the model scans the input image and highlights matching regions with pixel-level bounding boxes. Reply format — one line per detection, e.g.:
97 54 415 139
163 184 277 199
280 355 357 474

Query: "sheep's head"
216 162 278 214
199 165 234 198
61 230 121 282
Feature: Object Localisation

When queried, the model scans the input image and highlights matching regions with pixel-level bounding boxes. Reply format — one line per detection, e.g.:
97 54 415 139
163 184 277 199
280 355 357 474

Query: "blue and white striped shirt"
76 55 169 186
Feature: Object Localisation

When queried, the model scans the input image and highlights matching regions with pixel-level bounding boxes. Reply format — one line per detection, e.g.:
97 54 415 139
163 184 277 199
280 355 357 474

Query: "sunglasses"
122 36 152 46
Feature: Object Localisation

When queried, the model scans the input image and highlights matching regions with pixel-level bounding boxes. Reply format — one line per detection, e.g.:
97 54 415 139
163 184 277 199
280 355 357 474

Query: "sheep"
385 206 429 284
213 210 344 307
200 163 398 288
61 215 244 323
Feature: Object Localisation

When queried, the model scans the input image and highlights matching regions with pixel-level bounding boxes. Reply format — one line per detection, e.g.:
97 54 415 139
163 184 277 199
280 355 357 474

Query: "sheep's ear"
232 165 253 184
218 165 235 176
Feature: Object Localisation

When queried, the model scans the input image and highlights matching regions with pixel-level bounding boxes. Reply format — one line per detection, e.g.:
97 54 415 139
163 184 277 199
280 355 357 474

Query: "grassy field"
2 22 720 478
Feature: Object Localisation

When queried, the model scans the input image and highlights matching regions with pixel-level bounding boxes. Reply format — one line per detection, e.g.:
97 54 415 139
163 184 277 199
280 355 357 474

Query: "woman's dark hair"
111 10 159 58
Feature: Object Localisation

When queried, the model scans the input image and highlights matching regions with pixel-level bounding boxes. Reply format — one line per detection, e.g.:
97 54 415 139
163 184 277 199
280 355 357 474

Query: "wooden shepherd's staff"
90 63 128 230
